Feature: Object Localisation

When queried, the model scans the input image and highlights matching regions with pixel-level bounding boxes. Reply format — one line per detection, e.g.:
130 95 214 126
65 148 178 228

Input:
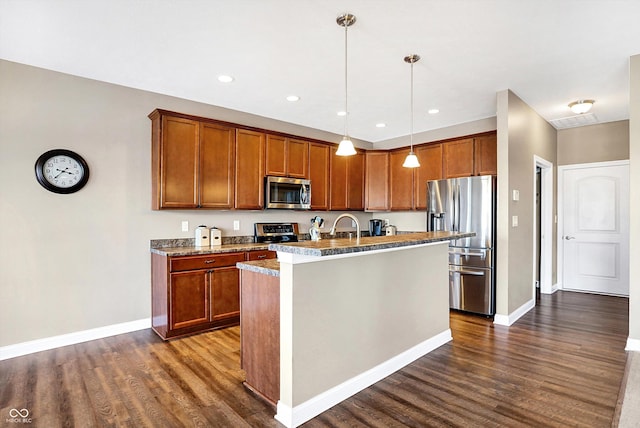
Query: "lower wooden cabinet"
152 250 276 340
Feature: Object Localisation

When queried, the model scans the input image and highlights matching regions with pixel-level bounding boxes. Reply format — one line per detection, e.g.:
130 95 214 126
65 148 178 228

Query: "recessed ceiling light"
286 95 300 102
217 75 234 83
337 111 347 117
376 123 386 128
428 108 440 114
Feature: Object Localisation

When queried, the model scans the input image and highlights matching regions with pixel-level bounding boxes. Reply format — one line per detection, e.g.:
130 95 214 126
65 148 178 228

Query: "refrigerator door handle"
456 269 485 276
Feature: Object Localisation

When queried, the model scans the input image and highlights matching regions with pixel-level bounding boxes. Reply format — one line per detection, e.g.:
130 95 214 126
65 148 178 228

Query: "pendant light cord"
410 59 414 151
344 23 349 138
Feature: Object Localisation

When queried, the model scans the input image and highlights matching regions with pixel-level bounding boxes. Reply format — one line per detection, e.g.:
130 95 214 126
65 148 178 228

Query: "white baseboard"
0 318 151 361
493 298 535 326
626 338 640 352
275 329 452 428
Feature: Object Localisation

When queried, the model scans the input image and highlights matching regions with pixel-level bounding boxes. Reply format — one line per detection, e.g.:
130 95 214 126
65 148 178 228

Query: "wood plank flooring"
0 291 629 427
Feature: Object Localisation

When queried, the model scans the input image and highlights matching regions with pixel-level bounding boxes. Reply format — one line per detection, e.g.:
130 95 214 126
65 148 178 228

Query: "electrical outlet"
181 221 189 232
512 215 519 227
233 220 240 231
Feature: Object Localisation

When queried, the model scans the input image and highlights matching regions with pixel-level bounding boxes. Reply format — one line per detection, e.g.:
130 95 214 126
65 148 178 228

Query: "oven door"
449 265 494 315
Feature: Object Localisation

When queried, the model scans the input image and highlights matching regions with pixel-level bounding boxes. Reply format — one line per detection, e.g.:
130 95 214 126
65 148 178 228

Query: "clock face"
35 149 90 194
42 154 85 188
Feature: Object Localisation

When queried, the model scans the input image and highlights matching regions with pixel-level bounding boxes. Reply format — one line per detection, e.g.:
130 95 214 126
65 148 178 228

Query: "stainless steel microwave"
265 176 311 210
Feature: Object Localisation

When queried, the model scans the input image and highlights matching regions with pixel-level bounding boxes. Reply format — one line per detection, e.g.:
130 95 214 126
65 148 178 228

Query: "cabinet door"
389 149 414 210
309 143 330 210
443 138 474 178
347 152 365 210
414 144 443 210
235 129 265 209
200 123 235 208
210 266 240 322
265 134 287 177
169 270 209 330
365 151 389 211
329 147 348 210
160 116 199 208
287 138 309 178
474 134 497 176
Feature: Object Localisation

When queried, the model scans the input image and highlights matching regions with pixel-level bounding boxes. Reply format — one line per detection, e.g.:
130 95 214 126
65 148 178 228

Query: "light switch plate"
512 190 520 201
512 215 519 227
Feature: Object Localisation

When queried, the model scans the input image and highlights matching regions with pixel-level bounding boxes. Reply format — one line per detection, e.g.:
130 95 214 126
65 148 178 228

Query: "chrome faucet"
329 213 360 240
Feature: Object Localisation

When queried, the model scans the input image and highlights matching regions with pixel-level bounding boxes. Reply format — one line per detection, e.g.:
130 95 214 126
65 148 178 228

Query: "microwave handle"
300 184 309 204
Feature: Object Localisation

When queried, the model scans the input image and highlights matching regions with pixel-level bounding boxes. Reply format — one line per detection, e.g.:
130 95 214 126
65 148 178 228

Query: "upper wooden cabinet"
365 151 389 211
474 134 497 176
443 134 497 179
414 144 443 210
330 148 365 211
235 129 265 210
443 138 475 178
150 111 234 210
389 149 414 210
309 143 330 211
200 123 235 209
265 135 309 179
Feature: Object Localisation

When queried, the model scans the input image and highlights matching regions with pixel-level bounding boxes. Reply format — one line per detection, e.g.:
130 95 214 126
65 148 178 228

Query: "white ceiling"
1 0 639 145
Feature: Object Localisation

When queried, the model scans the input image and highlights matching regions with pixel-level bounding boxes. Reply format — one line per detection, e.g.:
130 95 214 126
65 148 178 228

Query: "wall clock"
34 149 90 194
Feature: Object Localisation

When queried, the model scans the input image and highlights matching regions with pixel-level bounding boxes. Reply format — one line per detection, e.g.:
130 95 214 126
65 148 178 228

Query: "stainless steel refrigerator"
427 175 496 316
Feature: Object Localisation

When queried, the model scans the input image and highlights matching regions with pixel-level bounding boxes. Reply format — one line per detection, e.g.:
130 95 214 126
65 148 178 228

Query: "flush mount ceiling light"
217 75 234 83
335 13 357 156
428 108 440 115
569 99 595 114
402 54 421 168
286 95 300 102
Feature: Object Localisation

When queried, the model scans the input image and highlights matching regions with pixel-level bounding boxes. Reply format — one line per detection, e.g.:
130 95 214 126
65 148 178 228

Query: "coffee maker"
369 219 384 236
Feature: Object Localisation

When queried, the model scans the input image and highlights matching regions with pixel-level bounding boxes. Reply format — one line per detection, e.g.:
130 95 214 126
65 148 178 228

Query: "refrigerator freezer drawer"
449 265 494 316
448 248 492 268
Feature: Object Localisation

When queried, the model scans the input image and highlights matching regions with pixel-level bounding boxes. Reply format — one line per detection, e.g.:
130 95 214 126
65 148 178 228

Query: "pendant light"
403 54 421 168
335 13 357 156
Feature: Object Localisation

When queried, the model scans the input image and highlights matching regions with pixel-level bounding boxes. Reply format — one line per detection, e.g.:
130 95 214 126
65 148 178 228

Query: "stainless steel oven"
264 176 311 210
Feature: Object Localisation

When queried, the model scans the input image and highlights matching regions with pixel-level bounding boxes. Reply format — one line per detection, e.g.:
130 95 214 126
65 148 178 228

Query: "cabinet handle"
205 260 217 264
257 255 267 259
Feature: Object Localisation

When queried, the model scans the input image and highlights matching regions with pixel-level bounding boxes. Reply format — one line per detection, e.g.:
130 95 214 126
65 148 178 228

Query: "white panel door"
561 163 629 296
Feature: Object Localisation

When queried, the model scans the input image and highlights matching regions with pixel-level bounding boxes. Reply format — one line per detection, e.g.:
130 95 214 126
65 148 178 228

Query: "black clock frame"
35 149 90 194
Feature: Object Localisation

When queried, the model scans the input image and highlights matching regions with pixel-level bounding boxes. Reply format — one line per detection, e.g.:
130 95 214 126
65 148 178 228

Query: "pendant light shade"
402 151 420 168
336 137 356 156
403 54 421 168
336 13 357 157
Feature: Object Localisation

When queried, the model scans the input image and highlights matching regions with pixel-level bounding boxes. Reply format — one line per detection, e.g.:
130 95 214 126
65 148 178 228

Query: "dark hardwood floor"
0 291 629 427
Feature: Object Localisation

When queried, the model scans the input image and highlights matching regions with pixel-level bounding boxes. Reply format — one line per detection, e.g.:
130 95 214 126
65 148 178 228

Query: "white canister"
195 225 210 247
210 227 222 247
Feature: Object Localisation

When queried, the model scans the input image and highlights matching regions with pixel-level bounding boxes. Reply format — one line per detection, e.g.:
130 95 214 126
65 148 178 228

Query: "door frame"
533 156 554 295
557 159 630 292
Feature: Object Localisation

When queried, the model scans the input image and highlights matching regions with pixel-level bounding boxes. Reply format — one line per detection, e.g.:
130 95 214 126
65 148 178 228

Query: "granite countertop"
151 242 271 257
236 259 280 277
268 231 475 257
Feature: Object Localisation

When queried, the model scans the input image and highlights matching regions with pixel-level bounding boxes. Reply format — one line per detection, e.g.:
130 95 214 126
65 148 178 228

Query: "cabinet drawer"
246 250 277 261
170 253 245 272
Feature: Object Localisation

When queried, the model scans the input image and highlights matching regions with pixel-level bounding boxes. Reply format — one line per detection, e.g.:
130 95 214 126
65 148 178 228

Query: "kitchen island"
236 231 473 428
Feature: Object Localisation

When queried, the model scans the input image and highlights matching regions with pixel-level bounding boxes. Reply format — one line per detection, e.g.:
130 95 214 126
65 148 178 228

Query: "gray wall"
558 120 629 165
630 55 639 342
0 60 375 347
496 90 558 316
